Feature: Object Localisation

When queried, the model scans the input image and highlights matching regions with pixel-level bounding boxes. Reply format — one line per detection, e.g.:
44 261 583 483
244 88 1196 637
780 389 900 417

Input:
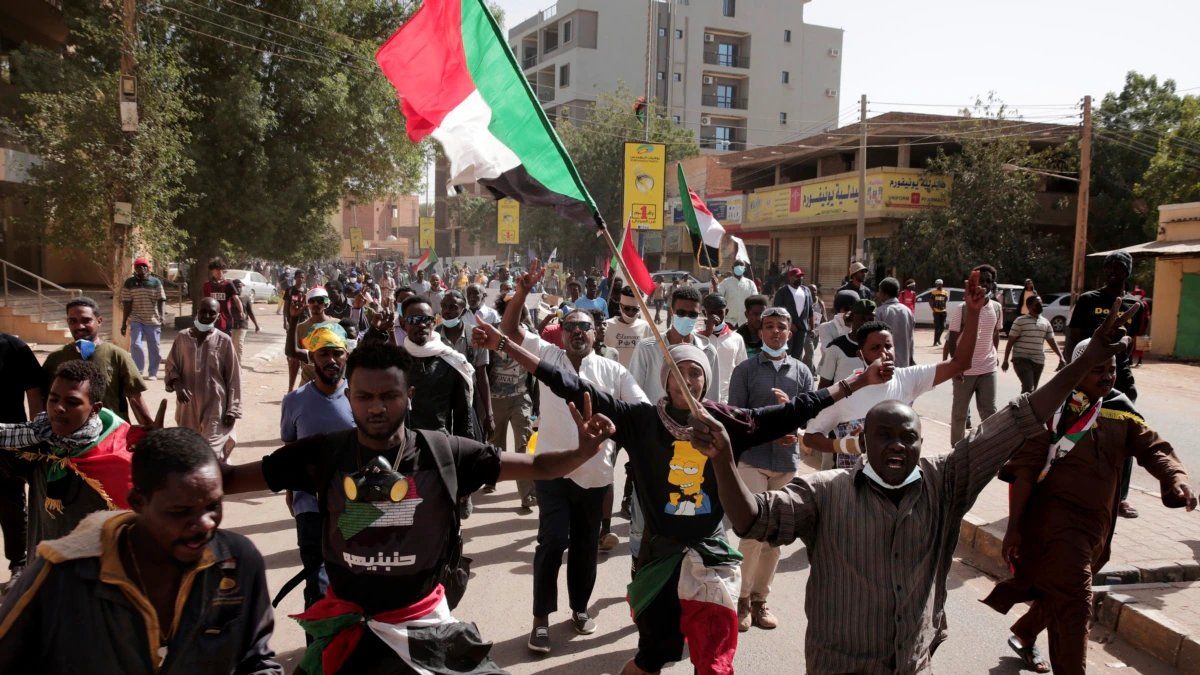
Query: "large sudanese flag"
375 0 602 228
678 164 725 268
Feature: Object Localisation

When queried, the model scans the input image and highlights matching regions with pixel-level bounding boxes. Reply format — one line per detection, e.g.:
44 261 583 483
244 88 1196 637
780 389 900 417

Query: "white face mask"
861 458 922 489
194 319 216 333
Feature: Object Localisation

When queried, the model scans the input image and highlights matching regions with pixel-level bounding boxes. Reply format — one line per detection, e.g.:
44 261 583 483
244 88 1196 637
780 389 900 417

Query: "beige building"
508 0 843 151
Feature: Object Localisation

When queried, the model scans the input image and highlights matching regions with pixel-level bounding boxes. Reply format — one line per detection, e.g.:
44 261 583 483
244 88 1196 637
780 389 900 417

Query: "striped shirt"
1007 314 1053 364
948 299 1001 376
738 395 1043 674
121 275 166 325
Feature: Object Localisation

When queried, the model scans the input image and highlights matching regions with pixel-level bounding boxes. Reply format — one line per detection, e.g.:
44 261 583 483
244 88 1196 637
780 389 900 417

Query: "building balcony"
703 50 750 69
700 139 747 152
701 94 747 110
522 54 538 69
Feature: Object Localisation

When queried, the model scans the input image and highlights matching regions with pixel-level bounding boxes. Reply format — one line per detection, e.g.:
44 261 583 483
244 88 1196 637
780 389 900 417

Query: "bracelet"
837 378 853 398
496 336 509 352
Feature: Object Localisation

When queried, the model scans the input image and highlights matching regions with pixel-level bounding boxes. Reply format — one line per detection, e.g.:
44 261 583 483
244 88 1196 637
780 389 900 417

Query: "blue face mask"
672 315 698 336
733 265 746 277
711 321 727 333
75 339 96 360
441 317 461 329
761 342 787 358
862 458 922 489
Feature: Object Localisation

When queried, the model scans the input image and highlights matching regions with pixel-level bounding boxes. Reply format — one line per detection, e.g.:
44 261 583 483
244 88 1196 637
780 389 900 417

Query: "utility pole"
1071 95 1092 302
643 0 654 142
113 0 137 348
854 94 867 262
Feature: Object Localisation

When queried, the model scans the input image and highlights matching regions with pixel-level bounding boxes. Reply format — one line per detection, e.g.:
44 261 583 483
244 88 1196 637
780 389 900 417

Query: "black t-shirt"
261 428 500 611
0 334 40 424
406 355 474 439
736 324 763 358
1069 289 1142 393
837 282 872 300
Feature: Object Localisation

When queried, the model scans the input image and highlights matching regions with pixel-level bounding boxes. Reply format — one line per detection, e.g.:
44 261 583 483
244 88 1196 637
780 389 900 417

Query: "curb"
246 343 285 373
1092 582 1200 673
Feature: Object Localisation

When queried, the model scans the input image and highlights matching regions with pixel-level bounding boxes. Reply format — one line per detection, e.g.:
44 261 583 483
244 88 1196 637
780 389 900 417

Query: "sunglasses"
561 320 593 333
760 308 791 319
404 315 436 326
620 305 640 315
673 309 700 319
307 297 329 304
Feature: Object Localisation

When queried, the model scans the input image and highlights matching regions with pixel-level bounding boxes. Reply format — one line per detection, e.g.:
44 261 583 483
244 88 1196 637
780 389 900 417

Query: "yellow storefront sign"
497 198 520 244
799 178 862 218
745 186 799 223
623 142 666 230
419 216 435 249
881 173 952 209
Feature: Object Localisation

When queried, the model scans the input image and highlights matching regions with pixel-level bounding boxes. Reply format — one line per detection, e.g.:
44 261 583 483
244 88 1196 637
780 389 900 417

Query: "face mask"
711 321 727 333
75 339 96 360
194 319 215 333
862 458 922 490
672 315 698 336
733 265 745 277
344 338 359 352
441 317 462 329
761 342 788 358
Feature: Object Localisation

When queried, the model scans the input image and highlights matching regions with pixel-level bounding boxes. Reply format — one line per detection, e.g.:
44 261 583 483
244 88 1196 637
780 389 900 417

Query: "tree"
518 86 699 269
9 1 195 331
1138 95 1200 220
884 102 1071 290
451 194 499 248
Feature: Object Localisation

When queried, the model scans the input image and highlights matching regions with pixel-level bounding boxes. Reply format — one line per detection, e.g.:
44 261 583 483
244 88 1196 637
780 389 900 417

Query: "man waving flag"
376 0 601 228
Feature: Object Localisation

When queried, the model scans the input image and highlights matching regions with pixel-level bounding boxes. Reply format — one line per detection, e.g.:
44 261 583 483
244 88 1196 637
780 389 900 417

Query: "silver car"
224 269 276 303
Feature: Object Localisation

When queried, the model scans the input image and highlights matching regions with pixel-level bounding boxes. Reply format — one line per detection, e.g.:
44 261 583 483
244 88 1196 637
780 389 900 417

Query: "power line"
1095 130 1200 173
172 0 370 64
212 0 392 47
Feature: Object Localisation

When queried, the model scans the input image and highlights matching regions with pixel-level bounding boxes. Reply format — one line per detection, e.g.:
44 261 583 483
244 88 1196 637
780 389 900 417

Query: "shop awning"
1089 239 1200 258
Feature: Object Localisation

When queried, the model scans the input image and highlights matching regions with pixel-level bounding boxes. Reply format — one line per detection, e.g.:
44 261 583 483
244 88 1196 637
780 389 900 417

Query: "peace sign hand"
570 392 616 455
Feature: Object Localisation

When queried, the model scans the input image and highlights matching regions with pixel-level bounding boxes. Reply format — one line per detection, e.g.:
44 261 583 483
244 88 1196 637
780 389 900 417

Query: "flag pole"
598 216 704 418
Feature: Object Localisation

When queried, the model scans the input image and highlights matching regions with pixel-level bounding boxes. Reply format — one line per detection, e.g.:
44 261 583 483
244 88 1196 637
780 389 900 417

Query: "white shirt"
706 327 748 403
411 280 431 295
790 284 810 322
603 316 652 367
807 363 938 437
465 305 500 330
948 300 1002 376
716 276 758 325
816 314 850 349
818 336 865 384
522 332 648 488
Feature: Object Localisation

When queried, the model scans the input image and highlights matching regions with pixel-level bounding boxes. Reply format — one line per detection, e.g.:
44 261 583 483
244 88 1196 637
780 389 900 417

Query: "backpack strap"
414 428 459 507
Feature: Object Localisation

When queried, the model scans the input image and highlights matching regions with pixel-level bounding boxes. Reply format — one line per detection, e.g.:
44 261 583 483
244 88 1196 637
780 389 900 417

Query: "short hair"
1025 294 1041 309
394 286 414 299
131 428 219 495
563 308 593 324
855 321 892 346
619 286 636 299
878 277 900 298
53 359 108 406
671 285 702 305
66 296 99 314
326 280 343 294
400 295 432 315
208 257 227 271
566 279 582 289
346 341 411 383
442 289 465 304
702 293 727 310
744 294 769 311
972 264 997 278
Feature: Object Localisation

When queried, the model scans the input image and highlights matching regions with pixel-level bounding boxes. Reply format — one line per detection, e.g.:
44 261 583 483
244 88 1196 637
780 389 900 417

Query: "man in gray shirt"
874 277 915 367
726 306 814 632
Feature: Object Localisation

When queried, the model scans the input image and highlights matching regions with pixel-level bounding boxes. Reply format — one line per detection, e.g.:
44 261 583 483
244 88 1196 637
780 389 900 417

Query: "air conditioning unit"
700 115 712 126
825 88 838 97
704 33 715 43
702 75 715 85
828 47 840 57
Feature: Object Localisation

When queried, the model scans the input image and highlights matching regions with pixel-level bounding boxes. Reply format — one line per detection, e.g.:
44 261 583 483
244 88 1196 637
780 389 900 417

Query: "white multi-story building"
508 0 844 151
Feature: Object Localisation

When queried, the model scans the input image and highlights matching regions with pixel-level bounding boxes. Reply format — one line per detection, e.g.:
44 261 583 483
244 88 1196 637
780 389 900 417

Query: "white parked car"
913 287 964 326
1039 292 1071 333
651 270 711 296
224 269 276 303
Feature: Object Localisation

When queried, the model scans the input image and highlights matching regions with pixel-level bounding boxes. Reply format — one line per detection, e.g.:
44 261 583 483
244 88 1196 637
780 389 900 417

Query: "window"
559 64 570 87
716 42 737 67
658 27 667 37
714 126 733 150
722 0 735 17
672 72 682 82
716 84 736 108
784 29 792 43
779 112 788 125
672 115 682 123
675 29 683 39
562 20 572 43
656 71 665 80
781 70 790 84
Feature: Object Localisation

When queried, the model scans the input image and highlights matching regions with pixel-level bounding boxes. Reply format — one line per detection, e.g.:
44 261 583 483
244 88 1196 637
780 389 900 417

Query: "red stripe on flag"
689 189 715 218
375 0 476 142
620 223 657 296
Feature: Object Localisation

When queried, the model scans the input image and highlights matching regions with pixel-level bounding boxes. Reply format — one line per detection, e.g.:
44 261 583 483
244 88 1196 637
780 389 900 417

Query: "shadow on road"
227 518 295 537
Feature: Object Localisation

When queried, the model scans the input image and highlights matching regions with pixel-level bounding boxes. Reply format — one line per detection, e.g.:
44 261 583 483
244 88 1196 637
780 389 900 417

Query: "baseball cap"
851 299 877 316
133 257 149 268
935 278 944 285
788 267 804 277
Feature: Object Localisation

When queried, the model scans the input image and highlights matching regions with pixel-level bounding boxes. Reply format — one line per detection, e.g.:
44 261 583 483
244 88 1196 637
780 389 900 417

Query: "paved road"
6 309 1186 673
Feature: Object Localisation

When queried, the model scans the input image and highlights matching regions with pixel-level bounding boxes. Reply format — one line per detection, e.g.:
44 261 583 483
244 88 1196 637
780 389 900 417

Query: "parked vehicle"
1039 292 1072 333
651 270 710 296
913 287 964 326
913 284 1028 333
224 269 276 303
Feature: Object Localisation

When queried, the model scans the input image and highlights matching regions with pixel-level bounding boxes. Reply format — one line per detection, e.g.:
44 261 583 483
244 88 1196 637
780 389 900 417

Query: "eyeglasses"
561 320 593 333
620 305 640 315
307 297 328 305
673 309 700 319
404 315 436 326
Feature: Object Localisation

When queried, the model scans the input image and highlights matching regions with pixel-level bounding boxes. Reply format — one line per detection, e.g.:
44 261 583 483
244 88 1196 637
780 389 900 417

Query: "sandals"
1118 501 1140 519
1007 636 1050 673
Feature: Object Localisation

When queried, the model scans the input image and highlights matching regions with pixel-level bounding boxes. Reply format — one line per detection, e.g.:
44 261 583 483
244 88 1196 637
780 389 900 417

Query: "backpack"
272 429 472 609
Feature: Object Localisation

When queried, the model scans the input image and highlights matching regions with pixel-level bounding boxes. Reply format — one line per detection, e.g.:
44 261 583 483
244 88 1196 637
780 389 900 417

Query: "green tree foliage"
1138 95 1200 217
452 194 498 248
9 1 194 294
516 86 699 269
884 101 1070 289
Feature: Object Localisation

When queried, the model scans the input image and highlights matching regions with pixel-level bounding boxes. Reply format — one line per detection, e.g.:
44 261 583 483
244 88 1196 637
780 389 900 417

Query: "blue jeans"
129 321 161 376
